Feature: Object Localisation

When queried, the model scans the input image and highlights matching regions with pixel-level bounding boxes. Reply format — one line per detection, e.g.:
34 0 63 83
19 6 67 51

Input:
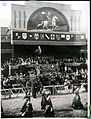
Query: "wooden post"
52 85 55 95
8 88 11 98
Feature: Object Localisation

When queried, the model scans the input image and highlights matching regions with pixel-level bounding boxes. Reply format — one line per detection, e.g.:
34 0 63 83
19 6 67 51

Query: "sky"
0 1 90 35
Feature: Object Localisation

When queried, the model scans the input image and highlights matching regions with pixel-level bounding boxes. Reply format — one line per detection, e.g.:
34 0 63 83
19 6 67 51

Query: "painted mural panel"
27 7 69 32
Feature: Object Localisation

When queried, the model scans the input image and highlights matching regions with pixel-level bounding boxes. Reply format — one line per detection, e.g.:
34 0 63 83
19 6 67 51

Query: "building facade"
1 1 87 61
11 1 81 32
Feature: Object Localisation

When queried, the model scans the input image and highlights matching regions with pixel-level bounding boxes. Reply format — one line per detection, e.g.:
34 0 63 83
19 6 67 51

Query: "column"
24 11 26 29
14 10 16 28
19 11 21 28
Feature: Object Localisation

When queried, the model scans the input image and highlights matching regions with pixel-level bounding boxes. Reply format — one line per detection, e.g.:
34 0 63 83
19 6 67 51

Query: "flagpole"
11 27 14 60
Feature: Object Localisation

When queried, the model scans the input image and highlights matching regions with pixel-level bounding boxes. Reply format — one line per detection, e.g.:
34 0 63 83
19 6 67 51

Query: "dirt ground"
2 92 88 118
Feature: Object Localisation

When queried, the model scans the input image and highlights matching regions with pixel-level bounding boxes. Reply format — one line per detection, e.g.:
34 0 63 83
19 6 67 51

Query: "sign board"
12 30 86 42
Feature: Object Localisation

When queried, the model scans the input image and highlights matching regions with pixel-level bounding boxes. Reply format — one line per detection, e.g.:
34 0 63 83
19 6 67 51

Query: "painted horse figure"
37 15 58 30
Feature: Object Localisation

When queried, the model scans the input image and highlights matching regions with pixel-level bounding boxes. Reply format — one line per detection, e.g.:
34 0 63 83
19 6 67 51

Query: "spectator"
41 89 47 110
21 101 33 117
20 96 30 116
44 93 55 117
25 79 31 99
32 79 37 98
71 89 83 109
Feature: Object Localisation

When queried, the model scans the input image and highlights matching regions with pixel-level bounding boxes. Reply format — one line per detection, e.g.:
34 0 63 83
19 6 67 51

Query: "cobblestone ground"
2 92 88 118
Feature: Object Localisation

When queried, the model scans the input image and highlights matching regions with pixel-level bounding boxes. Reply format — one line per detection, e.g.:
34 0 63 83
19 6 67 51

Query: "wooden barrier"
43 85 65 95
1 87 25 98
44 85 55 94
1 88 13 98
1 83 87 99
1 85 65 98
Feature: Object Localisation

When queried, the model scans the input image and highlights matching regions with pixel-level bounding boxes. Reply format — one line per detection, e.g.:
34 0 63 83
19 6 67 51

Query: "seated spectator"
71 89 83 109
44 93 55 117
22 101 33 117
20 96 33 117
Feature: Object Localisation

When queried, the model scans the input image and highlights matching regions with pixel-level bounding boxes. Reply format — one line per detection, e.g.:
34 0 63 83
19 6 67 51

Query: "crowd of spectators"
1 65 87 92
1 56 86 70
1 55 87 95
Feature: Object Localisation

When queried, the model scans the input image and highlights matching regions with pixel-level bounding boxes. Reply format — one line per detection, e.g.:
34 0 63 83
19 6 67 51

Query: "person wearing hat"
21 100 33 117
44 93 55 117
41 89 47 110
20 96 30 116
71 88 83 109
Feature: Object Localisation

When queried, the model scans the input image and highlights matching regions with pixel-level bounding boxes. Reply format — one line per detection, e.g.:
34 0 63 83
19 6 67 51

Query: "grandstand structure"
1 1 87 72
0 2 89 118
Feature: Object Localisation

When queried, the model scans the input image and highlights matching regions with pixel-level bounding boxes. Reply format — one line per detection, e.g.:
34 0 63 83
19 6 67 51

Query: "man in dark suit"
44 94 55 117
20 96 29 116
20 96 33 117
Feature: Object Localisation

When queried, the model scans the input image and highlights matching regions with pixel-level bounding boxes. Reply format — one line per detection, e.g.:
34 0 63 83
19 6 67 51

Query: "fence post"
8 88 11 98
52 85 55 95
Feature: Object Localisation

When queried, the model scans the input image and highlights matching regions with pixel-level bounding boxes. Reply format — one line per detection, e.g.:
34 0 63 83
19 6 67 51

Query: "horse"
37 15 58 30
37 21 49 30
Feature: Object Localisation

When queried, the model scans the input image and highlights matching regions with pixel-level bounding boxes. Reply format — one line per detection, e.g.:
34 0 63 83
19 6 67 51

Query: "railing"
1 83 87 99
1 87 25 99
43 85 68 95
1 85 66 99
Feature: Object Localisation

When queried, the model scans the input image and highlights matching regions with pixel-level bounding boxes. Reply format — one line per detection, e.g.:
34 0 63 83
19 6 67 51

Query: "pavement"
2 92 88 118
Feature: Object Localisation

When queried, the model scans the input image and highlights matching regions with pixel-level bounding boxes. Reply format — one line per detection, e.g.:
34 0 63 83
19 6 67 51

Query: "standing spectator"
41 89 47 110
64 79 70 92
61 62 65 73
25 79 31 99
3 77 7 89
7 77 13 88
37 78 43 94
32 79 37 98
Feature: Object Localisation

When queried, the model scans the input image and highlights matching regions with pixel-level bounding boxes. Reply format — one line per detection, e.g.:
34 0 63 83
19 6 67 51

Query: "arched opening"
27 7 69 32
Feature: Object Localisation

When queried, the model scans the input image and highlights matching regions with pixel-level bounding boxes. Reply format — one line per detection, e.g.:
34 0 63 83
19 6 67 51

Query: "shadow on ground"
2 108 87 118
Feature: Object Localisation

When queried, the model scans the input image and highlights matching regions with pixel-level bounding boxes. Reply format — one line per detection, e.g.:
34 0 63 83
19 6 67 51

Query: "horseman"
46 12 52 26
37 11 58 30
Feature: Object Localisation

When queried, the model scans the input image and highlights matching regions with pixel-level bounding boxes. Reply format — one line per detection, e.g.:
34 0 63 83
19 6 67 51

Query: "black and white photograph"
0 1 90 118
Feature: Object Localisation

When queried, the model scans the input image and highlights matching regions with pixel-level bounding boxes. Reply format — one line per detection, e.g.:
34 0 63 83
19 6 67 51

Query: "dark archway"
27 7 69 32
